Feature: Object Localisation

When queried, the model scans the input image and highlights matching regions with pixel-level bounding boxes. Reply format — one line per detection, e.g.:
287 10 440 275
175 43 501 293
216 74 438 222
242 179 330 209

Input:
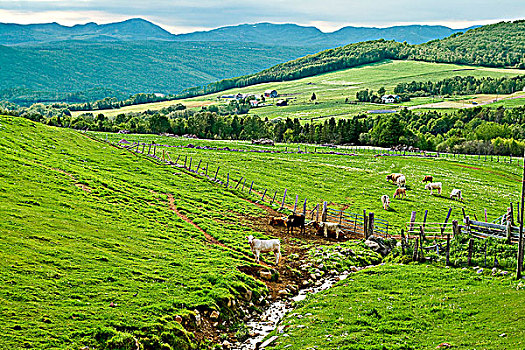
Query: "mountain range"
0 18 477 47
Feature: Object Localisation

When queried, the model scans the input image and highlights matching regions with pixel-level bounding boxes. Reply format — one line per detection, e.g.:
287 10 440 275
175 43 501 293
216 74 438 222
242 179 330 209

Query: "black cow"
286 214 306 234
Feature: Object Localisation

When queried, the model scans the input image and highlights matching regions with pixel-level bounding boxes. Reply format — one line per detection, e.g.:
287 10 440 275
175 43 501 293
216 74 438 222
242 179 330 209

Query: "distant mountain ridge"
0 18 478 46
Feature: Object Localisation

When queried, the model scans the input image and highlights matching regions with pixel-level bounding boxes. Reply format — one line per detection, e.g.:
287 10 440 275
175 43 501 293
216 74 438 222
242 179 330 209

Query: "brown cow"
269 216 286 226
422 175 433 183
393 188 406 199
386 173 404 183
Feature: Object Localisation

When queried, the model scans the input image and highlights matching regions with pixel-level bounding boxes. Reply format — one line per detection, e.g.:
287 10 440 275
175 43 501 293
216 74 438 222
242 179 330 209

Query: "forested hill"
197 20 525 97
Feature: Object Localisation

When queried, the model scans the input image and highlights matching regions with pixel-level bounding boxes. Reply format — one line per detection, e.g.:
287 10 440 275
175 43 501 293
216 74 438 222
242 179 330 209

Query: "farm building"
381 94 400 103
264 89 278 98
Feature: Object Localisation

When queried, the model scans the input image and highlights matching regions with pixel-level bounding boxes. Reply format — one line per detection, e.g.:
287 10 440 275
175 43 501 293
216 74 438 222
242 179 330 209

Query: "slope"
0 115 272 349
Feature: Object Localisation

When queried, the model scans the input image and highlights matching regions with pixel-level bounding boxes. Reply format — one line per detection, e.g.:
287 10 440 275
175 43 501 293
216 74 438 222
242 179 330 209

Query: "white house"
264 89 278 98
381 94 399 104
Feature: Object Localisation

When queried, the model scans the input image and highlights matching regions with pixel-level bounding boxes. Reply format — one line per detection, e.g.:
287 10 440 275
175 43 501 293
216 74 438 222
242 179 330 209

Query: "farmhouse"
264 89 278 98
381 94 400 103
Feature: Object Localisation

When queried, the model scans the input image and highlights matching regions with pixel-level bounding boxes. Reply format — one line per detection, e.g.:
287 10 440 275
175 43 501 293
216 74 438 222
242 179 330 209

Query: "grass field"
0 115 279 349
100 133 522 231
73 60 525 119
268 264 525 350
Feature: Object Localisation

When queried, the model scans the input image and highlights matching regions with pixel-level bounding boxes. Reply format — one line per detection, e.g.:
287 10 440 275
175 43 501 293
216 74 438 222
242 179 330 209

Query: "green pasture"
269 264 525 350
75 60 525 119
99 133 522 231
0 116 278 349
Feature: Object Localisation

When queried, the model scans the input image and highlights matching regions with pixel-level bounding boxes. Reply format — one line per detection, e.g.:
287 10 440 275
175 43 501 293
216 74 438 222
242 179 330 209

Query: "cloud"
0 0 523 32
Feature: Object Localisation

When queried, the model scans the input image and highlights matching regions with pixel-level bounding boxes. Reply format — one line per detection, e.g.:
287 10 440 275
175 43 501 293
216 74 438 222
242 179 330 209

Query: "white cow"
381 195 390 210
450 189 463 201
396 175 406 188
246 235 281 265
425 182 442 195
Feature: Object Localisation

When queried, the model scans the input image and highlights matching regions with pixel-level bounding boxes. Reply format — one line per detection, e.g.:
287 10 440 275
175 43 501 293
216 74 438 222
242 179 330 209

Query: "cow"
450 189 463 201
286 214 306 234
381 195 390 210
425 182 442 195
422 175 433 183
309 221 344 239
268 216 286 226
393 188 406 199
246 235 281 265
396 175 406 188
386 173 404 183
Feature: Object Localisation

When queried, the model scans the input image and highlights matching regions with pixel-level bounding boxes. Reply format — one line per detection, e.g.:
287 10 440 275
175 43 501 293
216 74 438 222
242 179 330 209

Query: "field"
0 115 282 349
101 133 521 231
74 60 525 119
268 264 525 350
3 116 525 349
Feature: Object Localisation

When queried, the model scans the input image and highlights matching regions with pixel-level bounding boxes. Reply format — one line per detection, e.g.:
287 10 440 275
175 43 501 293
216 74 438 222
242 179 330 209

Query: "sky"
0 0 524 33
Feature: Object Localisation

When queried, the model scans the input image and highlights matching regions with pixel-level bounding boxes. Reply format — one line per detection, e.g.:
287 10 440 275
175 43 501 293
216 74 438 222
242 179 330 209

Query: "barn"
264 89 278 98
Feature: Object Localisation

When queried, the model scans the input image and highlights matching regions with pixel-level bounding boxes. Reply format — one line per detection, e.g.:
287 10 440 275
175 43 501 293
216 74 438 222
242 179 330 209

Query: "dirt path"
167 193 229 249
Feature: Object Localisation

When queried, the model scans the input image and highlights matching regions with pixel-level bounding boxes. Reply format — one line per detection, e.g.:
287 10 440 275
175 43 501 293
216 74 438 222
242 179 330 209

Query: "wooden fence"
322 204 390 239
461 216 520 244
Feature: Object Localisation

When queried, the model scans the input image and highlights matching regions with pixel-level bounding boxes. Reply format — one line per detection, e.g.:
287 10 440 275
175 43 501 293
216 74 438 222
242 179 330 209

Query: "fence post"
316 204 320 222
510 202 515 226
409 211 417 237
196 160 201 174
418 226 425 261
249 181 254 194
214 166 219 180
452 220 459 238
419 225 426 242
412 237 419 261
400 229 406 255
506 218 512 244
293 195 298 214
242 178 246 191
467 238 474 266
184 155 187 168
270 191 277 205
205 163 208 177
148 143 152 154
303 198 307 216
153 144 156 157
441 208 452 238
465 216 471 237
423 210 428 230
261 189 267 202
446 233 451 266
363 210 368 238
322 201 327 222
235 177 243 189
189 157 192 171
368 212 375 238
280 189 288 210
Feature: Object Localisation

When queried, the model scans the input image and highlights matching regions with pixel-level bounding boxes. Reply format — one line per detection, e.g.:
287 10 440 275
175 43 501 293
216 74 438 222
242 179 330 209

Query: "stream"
231 270 356 350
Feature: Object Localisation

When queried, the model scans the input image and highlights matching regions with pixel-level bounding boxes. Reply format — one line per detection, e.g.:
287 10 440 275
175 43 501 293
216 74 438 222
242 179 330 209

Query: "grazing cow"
309 221 344 239
450 189 463 201
268 216 286 226
246 235 281 265
425 182 442 195
286 214 306 234
393 188 406 199
422 175 433 183
381 195 390 210
386 173 404 183
396 175 406 188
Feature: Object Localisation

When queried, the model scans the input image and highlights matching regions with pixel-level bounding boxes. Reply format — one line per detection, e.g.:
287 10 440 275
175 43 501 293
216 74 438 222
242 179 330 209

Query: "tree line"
5 101 525 156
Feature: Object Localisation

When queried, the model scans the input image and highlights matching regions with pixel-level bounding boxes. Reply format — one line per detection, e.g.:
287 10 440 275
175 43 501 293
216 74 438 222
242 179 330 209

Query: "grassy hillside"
100 134 521 230
76 60 525 119
0 40 314 103
269 264 525 349
0 116 278 349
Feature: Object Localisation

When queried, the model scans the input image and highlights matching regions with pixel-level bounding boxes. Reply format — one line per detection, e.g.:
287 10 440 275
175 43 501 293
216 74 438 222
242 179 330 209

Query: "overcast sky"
0 0 523 33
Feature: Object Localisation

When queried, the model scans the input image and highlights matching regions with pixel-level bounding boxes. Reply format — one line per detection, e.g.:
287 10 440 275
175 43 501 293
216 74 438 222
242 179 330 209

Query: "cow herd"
382 172 463 210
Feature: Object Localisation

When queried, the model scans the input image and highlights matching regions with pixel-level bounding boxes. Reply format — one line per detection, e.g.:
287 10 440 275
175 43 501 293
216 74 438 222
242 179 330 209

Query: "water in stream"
232 271 352 350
